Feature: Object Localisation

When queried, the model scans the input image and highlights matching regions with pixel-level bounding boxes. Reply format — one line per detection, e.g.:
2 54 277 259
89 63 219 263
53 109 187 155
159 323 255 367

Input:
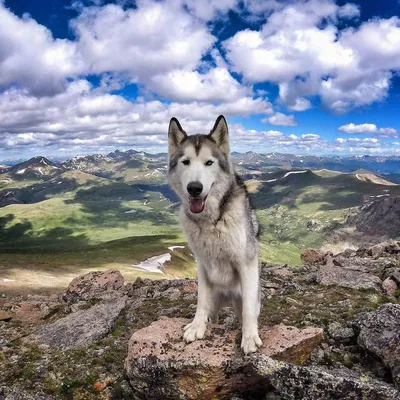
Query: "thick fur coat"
167 115 262 354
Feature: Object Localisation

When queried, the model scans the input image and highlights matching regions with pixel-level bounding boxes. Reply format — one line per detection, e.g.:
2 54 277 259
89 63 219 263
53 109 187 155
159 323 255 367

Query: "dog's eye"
205 160 214 166
182 160 190 166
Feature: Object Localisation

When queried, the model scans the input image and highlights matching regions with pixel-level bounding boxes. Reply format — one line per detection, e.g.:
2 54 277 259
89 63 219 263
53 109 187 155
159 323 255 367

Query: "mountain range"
1 149 400 292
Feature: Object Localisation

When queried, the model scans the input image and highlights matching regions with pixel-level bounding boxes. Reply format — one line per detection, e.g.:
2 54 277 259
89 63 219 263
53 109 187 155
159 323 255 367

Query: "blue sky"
1 0 400 160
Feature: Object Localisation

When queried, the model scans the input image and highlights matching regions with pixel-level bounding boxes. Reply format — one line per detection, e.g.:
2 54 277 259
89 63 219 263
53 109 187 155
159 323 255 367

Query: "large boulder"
300 249 326 266
125 318 398 400
125 317 324 398
64 270 124 301
353 304 400 389
32 297 126 350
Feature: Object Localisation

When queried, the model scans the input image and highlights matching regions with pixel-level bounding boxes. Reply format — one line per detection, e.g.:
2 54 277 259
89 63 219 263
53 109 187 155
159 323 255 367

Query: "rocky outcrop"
349 196 400 238
125 317 397 399
353 304 400 389
300 241 400 294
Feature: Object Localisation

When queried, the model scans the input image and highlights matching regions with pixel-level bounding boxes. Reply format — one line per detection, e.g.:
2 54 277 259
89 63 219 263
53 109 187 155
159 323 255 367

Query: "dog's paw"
183 321 206 343
241 333 262 354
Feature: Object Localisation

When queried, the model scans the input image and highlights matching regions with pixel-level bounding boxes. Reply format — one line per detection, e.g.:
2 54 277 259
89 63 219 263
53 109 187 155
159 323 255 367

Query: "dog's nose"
187 181 203 197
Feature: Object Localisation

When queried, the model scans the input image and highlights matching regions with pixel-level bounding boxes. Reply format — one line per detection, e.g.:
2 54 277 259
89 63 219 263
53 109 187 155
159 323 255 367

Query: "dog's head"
167 115 232 216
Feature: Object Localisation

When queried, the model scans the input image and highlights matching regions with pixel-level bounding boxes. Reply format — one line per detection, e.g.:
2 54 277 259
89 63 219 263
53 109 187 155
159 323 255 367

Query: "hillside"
1 150 400 290
251 169 400 263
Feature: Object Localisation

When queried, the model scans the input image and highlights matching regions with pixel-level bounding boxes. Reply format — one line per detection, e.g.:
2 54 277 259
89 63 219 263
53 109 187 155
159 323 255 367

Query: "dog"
167 115 262 354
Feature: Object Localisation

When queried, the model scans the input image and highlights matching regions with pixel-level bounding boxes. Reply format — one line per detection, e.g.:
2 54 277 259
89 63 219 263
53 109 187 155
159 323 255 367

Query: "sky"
1 0 400 161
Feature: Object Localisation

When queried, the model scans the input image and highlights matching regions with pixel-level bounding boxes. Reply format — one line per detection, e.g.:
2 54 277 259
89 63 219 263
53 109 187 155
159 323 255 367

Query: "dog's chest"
184 218 245 266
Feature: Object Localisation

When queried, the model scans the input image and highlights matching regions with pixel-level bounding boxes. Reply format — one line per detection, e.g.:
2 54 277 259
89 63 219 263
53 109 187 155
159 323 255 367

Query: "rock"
382 277 398 296
350 197 400 238
317 255 382 292
301 249 326 265
253 357 399 400
0 310 11 321
32 298 126 350
327 322 355 342
64 270 124 301
125 317 324 398
11 301 59 323
353 304 400 389
307 219 322 231
125 318 397 400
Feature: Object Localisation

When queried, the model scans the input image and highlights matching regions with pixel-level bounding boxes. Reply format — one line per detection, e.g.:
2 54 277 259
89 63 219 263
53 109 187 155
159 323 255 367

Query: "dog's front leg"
183 264 211 342
239 257 262 354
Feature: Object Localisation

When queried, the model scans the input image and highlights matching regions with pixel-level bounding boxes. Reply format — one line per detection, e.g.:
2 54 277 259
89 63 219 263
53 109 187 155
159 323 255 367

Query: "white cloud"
0 4 84 95
263 112 297 126
301 133 320 142
72 2 214 80
338 123 398 137
223 0 400 113
0 83 273 155
264 130 284 138
149 68 252 102
335 137 381 149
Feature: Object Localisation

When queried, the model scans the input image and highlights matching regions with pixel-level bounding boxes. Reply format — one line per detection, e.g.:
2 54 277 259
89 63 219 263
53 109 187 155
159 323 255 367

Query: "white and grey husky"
167 115 262 354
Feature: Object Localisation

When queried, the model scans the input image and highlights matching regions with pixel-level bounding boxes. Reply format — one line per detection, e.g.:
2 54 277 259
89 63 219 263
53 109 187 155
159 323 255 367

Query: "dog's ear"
168 117 187 155
208 115 229 157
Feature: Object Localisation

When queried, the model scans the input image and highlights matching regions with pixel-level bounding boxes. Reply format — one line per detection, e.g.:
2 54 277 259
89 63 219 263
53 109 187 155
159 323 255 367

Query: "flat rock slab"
125 317 324 399
317 257 382 292
32 297 126 350
127 318 323 365
353 304 400 389
125 317 398 400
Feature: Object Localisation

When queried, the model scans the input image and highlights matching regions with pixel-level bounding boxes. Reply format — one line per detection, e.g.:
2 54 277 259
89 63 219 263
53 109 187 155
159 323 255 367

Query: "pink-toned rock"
65 270 124 301
273 268 292 278
300 249 326 265
12 302 43 323
125 317 324 399
182 281 197 294
0 310 11 321
382 277 398 295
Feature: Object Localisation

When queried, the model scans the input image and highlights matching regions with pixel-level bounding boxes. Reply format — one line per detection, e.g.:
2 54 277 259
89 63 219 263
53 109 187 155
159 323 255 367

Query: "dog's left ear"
168 117 187 155
209 115 229 157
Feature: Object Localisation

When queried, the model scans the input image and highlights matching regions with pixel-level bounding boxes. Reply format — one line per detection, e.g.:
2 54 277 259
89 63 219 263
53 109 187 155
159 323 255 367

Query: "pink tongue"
189 198 205 213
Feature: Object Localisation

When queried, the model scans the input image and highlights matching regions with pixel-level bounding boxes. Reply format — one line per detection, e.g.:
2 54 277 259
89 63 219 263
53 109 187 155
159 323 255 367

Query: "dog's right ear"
168 117 187 155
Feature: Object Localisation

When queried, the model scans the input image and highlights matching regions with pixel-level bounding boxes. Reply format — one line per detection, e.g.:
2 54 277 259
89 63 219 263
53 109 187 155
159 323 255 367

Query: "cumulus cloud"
72 2 214 81
0 82 273 155
0 3 84 95
149 68 252 103
339 123 398 137
223 0 400 112
0 0 399 158
263 112 297 126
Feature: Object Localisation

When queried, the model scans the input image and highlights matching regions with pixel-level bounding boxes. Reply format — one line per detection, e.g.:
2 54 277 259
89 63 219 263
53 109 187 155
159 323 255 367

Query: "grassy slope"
254 170 400 265
1 165 400 290
0 169 193 291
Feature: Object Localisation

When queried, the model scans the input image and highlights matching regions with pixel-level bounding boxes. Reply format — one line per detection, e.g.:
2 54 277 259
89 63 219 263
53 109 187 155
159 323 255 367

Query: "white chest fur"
180 208 250 289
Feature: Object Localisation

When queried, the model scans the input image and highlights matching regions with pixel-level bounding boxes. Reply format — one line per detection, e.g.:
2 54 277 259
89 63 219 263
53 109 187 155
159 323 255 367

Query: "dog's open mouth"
189 196 207 214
